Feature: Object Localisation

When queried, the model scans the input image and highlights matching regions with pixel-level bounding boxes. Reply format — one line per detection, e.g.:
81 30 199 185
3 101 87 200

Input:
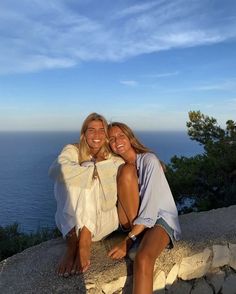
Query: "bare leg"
72 226 92 274
133 226 170 294
57 228 77 277
117 163 140 229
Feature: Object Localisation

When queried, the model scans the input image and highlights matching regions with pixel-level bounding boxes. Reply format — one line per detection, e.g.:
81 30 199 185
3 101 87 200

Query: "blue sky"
0 0 236 131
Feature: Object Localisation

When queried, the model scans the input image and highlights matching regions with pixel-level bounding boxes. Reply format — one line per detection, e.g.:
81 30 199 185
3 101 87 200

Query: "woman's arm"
48 144 94 185
134 153 168 227
134 153 181 240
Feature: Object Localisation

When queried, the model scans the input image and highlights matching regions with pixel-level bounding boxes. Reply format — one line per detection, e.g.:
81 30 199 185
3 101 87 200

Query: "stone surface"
229 243 236 270
153 269 165 293
168 280 192 294
1 206 236 293
101 275 132 294
166 264 179 289
221 274 236 294
212 244 230 268
191 278 214 294
178 248 212 280
85 280 96 290
206 269 225 293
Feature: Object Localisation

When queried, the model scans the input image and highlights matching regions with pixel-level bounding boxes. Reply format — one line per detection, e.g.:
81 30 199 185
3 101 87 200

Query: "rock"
229 243 236 270
101 275 132 294
1 206 236 293
153 269 165 293
178 248 212 280
87 288 99 294
166 264 179 289
212 244 230 268
168 280 192 294
85 280 96 290
191 278 214 294
221 274 236 294
206 269 225 293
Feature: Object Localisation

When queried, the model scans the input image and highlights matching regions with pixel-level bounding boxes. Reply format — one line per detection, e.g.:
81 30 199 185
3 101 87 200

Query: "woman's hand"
108 238 132 259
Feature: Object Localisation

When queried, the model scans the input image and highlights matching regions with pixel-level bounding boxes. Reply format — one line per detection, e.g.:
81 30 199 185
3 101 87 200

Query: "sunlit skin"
108 125 170 294
57 120 106 277
57 227 91 277
108 126 136 162
85 120 106 156
108 126 143 259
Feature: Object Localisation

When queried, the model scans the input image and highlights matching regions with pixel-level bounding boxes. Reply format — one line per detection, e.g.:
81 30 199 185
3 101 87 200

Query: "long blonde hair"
78 113 110 163
108 122 151 154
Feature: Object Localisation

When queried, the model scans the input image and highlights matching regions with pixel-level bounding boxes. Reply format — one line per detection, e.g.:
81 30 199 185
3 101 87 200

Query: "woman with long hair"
49 113 123 277
107 122 181 294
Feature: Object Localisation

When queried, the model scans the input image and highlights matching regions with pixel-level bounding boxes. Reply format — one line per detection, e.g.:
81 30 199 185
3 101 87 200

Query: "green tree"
0 223 61 261
167 111 236 212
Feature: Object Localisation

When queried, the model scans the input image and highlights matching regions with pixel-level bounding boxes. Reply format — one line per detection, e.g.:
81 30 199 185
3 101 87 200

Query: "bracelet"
128 232 137 242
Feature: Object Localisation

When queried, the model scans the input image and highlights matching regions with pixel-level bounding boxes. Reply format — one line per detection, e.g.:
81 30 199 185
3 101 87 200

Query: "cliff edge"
1 205 236 293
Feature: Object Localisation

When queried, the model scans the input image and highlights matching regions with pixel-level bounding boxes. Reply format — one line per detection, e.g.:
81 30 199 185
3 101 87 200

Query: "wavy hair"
108 122 151 154
78 113 110 163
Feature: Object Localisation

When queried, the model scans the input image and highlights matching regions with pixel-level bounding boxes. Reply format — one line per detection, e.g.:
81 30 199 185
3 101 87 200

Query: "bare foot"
57 229 77 277
72 226 92 274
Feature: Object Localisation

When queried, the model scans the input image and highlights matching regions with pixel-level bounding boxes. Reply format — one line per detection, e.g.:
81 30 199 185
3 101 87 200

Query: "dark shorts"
119 218 174 247
155 217 174 249
127 217 174 260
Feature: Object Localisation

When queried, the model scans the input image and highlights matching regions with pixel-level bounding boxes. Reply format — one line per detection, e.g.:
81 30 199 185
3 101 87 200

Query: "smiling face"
85 120 106 154
108 126 132 156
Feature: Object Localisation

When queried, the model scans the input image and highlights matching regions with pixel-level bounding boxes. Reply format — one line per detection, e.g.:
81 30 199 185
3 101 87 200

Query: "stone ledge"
1 205 236 293
98 242 236 294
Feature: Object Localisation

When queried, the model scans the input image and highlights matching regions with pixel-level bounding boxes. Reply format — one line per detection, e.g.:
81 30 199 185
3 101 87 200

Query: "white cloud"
0 0 236 74
193 79 236 91
142 71 180 78
120 80 138 86
163 78 236 93
115 1 161 18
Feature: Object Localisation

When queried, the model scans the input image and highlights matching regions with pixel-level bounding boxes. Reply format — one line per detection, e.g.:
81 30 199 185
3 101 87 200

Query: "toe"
63 272 70 278
70 269 76 275
81 260 91 273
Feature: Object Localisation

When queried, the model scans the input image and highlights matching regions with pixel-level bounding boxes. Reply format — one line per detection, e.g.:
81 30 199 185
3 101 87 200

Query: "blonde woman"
107 122 181 294
49 113 123 277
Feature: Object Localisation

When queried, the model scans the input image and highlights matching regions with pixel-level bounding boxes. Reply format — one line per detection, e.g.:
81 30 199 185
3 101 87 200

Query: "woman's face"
85 120 106 153
108 126 132 156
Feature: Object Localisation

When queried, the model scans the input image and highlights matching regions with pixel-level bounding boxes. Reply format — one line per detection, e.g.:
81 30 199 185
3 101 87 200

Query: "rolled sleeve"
133 153 162 227
48 144 94 187
133 153 181 241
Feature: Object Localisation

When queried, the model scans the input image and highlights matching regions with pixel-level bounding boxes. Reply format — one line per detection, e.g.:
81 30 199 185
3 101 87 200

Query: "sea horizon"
0 131 203 233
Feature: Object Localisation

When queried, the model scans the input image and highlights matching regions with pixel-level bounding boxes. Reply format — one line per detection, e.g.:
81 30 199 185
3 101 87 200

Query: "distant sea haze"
0 131 203 233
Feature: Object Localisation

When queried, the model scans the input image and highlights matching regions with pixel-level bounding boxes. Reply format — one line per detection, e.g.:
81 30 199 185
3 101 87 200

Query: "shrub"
0 223 61 261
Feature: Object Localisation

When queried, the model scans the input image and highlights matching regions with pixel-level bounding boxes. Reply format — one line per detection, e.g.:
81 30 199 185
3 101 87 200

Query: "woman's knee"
134 249 156 271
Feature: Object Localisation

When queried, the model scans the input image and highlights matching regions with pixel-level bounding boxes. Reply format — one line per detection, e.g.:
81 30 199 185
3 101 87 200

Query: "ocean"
0 131 203 233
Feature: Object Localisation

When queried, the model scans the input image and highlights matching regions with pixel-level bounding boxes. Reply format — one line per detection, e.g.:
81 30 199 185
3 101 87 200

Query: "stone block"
166 264 179 289
101 275 132 294
206 269 225 293
191 278 214 294
168 280 192 294
212 245 230 268
178 248 212 280
153 269 165 293
229 243 236 271
222 274 236 294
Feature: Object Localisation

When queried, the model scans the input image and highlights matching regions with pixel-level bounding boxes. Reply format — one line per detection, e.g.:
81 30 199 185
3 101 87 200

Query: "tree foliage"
0 223 61 261
167 111 236 211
